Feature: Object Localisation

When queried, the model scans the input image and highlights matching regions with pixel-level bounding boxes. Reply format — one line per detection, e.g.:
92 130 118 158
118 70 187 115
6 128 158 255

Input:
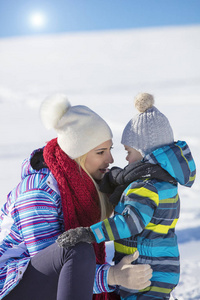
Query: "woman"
0 94 152 300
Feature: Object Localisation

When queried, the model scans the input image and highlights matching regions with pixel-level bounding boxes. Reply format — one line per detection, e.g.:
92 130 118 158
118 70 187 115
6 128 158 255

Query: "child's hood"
144 140 196 187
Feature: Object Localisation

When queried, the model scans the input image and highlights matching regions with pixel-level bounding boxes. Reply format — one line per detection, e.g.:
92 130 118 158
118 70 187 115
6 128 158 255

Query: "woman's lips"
99 168 107 174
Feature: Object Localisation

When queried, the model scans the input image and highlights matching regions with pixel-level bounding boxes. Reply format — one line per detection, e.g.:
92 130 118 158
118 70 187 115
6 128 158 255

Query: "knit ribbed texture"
121 93 174 156
40 94 113 159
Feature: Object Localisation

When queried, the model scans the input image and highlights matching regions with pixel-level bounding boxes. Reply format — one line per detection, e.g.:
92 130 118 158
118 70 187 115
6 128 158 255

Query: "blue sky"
0 0 200 37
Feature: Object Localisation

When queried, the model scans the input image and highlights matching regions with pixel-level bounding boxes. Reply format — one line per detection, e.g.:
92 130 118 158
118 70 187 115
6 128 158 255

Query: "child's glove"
56 227 96 248
108 251 152 290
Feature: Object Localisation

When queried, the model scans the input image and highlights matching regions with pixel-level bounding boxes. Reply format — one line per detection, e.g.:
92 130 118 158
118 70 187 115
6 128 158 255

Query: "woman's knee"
61 242 96 279
72 242 96 266
61 242 95 265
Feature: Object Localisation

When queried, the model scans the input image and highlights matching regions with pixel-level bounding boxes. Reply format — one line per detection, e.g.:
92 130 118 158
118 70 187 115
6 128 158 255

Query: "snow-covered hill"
0 25 200 299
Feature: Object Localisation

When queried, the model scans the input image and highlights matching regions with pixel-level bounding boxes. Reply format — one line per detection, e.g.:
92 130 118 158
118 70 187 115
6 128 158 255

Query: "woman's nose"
106 152 114 164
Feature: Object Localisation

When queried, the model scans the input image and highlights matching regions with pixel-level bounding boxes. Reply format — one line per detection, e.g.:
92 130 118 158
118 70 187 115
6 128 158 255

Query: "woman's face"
85 140 114 180
124 145 143 164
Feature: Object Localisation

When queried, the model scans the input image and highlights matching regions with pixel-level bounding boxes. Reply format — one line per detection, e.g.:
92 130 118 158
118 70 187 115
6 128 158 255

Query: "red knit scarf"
43 139 119 300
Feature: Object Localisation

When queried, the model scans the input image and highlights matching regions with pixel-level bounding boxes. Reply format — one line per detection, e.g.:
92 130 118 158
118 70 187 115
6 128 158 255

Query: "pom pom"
134 93 154 113
40 94 71 129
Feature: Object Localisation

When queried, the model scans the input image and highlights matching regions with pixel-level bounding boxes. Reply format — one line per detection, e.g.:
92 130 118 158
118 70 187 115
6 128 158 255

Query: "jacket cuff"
93 264 116 294
90 221 105 243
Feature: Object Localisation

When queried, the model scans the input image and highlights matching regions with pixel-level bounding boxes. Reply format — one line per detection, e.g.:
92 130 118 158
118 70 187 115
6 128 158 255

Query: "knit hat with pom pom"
121 93 174 156
40 94 113 159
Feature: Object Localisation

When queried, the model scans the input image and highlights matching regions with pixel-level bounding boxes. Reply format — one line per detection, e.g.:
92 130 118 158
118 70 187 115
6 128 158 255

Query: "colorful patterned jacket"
0 150 113 299
91 141 196 299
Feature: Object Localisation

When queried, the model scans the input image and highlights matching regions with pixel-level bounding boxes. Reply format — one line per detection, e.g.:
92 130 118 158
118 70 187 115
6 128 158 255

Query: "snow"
0 25 200 299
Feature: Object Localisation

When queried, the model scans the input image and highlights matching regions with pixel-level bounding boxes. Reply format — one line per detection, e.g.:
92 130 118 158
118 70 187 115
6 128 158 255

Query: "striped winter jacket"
0 150 114 299
91 141 196 299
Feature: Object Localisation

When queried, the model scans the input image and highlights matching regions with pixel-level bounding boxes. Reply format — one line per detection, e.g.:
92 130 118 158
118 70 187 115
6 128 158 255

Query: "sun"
29 12 46 29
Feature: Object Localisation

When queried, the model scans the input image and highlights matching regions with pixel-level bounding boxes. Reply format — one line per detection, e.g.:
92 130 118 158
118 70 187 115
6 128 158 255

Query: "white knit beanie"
121 93 174 156
40 94 113 159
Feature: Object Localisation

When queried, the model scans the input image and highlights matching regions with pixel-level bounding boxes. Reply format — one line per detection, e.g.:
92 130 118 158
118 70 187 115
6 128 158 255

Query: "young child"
57 93 196 300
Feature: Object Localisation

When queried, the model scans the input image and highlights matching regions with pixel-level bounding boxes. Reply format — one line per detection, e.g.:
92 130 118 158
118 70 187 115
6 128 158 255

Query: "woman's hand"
108 251 152 290
56 227 96 248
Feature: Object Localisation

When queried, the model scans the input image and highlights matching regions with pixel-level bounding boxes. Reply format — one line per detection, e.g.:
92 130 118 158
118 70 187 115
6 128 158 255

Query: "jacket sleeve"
91 181 159 243
93 264 116 294
11 189 63 257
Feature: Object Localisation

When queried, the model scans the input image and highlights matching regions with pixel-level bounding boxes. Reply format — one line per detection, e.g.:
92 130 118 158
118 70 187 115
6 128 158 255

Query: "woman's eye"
97 151 104 155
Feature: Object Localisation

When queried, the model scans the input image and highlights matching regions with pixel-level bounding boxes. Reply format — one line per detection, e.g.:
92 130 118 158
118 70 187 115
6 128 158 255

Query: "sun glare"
30 12 46 28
